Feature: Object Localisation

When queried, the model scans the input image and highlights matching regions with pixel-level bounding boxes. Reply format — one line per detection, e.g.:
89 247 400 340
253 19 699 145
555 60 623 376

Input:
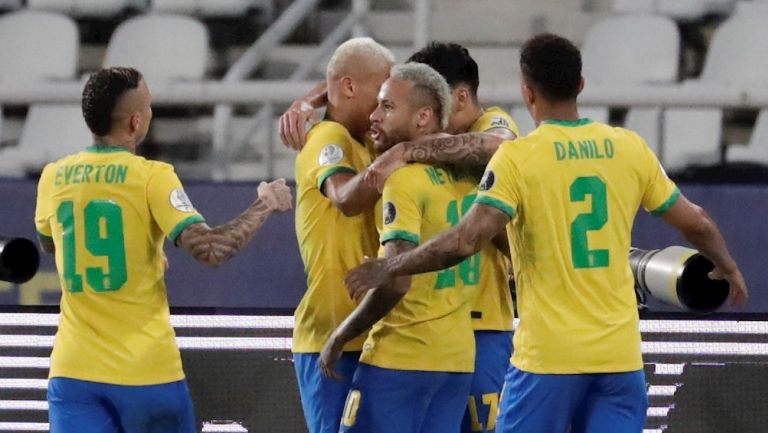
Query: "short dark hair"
81 67 143 136
407 42 479 98
520 33 582 101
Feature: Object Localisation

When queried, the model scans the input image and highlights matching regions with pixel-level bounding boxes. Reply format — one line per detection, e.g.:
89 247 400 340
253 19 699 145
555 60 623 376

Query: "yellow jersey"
471 106 520 138
293 121 379 353
467 107 519 331
361 164 479 373
476 118 679 374
34 145 205 385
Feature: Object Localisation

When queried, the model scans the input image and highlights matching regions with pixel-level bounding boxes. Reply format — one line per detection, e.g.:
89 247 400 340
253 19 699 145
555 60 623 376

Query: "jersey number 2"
56 200 128 293
569 176 609 269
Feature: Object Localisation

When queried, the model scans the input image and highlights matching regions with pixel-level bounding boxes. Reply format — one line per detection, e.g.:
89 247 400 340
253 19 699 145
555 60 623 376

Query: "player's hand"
258 178 293 212
709 266 748 307
319 334 345 381
279 100 317 151
345 258 395 302
365 144 406 193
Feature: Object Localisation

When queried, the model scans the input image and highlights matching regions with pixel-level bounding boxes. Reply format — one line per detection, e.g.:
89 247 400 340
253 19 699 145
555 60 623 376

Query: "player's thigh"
340 364 435 433
294 352 360 433
495 366 590 433
571 370 648 433
108 379 196 433
462 331 513 433
47 377 121 433
422 372 473 433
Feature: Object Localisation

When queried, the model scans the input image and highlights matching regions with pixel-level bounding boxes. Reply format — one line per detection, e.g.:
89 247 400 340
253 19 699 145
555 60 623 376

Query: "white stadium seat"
27 0 147 17
103 14 210 85
0 105 92 176
0 11 78 82
728 110 768 165
581 14 680 156
152 0 268 17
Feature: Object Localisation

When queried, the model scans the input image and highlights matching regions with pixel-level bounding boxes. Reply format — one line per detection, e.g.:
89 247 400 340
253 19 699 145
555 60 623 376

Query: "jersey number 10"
435 194 481 289
56 200 128 293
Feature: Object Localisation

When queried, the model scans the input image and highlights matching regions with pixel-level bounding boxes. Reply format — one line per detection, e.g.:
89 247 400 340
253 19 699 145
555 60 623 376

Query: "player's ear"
578 76 585 94
340 76 355 98
453 87 467 111
416 106 433 129
129 112 140 134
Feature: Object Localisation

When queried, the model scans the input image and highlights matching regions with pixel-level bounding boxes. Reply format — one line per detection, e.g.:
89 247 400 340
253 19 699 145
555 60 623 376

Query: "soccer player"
292 37 394 433
376 42 520 432
345 33 748 433
319 62 479 433
34 67 292 433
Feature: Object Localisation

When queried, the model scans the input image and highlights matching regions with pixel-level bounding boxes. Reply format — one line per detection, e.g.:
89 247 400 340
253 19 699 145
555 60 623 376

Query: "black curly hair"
408 41 479 101
520 33 582 101
81 67 143 136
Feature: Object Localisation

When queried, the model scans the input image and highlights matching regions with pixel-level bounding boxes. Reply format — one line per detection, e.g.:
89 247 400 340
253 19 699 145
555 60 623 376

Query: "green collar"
541 118 593 127
85 145 131 153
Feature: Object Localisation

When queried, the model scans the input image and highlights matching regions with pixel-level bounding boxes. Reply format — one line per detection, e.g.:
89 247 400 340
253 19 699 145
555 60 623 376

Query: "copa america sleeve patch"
479 170 495 192
490 116 510 128
318 144 344 166
384 201 397 225
170 188 195 212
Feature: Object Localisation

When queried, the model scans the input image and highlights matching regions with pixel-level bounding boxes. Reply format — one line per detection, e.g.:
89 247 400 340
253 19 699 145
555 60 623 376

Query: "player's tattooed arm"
365 132 504 191
320 239 414 379
177 179 293 268
346 203 509 300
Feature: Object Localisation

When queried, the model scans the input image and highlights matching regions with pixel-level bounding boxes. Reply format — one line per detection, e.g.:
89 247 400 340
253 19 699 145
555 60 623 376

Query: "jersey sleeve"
474 107 521 137
638 135 680 216
302 127 359 192
380 168 423 247
474 143 519 219
34 163 56 240
146 163 205 244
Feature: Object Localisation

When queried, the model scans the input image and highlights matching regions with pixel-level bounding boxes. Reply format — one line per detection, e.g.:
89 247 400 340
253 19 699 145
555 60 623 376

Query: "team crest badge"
319 144 344 165
479 171 495 192
384 202 397 225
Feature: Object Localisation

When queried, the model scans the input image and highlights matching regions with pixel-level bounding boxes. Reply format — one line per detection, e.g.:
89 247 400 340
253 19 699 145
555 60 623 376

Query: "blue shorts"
47 377 196 433
462 330 513 433
294 351 361 433
496 366 648 433
340 363 473 433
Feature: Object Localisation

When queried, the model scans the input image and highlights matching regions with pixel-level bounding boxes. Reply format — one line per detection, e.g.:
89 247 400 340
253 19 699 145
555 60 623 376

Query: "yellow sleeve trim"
651 187 681 216
317 166 357 191
381 230 420 245
169 214 205 244
475 195 516 219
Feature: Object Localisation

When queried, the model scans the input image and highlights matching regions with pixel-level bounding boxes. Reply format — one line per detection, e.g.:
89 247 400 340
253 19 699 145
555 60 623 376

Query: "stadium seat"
581 14 679 157
27 0 147 17
103 14 210 85
613 0 736 20
151 0 269 17
667 13 768 171
662 108 722 172
727 109 768 165
0 105 92 176
0 10 78 82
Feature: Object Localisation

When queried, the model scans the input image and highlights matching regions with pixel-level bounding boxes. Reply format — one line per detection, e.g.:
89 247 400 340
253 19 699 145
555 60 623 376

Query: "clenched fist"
258 178 293 212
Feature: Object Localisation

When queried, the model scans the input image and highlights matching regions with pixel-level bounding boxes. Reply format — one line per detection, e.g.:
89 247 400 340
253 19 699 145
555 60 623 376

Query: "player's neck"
455 104 485 134
535 102 580 126
92 135 136 153
326 103 368 144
